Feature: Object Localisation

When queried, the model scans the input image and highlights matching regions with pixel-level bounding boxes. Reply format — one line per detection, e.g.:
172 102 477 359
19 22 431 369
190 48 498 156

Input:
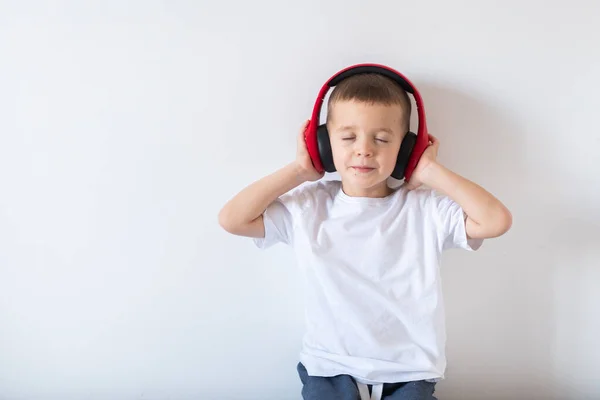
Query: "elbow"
218 206 236 234
218 207 261 237
490 205 513 237
497 207 513 235
471 205 512 239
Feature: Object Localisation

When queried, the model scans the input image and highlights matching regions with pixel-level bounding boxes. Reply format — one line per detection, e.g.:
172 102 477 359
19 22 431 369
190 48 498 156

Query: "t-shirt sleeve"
252 187 305 249
428 190 484 251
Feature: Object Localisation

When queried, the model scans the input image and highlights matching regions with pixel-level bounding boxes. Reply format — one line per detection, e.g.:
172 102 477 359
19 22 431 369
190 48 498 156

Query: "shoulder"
278 179 341 213
393 185 462 224
299 179 342 202
392 185 444 210
401 185 482 250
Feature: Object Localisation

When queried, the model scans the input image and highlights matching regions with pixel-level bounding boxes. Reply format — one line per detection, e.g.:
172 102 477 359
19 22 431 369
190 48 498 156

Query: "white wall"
1 1 598 399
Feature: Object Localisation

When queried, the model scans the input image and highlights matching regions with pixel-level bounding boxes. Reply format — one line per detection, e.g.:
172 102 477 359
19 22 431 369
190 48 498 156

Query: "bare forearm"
218 162 307 234
422 162 512 238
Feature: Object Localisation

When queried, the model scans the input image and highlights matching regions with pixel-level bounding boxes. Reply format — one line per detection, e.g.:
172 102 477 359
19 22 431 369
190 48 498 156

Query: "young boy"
218 70 512 400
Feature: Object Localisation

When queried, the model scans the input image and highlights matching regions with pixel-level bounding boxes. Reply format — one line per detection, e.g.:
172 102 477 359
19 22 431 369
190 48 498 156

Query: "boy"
218 70 512 400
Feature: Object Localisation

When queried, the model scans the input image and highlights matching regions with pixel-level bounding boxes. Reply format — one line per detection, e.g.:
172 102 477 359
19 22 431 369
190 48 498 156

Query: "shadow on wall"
409 82 599 400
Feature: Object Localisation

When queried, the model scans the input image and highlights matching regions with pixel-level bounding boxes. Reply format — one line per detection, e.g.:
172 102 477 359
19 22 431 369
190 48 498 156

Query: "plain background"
1 1 599 399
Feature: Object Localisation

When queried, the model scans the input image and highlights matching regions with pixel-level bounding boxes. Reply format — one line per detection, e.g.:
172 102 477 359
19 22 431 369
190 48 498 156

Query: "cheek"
331 143 350 161
380 146 401 167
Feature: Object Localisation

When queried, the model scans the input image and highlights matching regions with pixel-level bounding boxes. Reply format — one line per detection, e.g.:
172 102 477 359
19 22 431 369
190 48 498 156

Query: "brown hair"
326 73 411 131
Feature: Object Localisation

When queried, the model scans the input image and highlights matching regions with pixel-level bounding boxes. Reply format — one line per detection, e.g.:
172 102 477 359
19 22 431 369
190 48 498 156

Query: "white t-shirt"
253 180 483 385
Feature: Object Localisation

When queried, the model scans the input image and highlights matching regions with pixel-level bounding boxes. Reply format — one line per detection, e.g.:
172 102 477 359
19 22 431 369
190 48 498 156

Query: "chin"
342 173 387 189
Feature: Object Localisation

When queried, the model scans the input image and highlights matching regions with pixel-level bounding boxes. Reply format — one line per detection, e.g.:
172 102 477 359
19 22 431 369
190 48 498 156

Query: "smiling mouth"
351 166 375 173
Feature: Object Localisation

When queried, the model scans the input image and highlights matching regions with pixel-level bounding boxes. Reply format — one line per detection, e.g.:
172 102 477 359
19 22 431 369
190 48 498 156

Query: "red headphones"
303 63 430 181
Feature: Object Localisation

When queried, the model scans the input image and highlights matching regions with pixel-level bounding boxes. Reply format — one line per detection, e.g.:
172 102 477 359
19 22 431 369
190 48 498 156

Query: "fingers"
301 119 310 132
298 119 310 141
427 134 440 151
298 120 309 137
297 120 313 155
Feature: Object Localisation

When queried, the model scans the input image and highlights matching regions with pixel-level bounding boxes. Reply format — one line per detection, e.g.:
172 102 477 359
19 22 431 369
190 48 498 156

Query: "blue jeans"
297 362 438 400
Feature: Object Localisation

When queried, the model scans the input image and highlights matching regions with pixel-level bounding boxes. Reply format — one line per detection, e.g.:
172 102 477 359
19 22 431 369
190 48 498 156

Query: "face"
327 100 407 198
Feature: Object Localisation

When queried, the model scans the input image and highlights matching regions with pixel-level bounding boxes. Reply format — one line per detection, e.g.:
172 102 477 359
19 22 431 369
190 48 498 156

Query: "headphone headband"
304 63 429 181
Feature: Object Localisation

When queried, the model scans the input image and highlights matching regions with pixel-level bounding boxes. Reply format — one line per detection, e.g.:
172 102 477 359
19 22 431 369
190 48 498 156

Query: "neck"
341 181 392 198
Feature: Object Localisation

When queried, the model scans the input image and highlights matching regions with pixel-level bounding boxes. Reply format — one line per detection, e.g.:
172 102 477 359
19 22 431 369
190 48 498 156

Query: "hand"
295 119 324 182
405 134 440 190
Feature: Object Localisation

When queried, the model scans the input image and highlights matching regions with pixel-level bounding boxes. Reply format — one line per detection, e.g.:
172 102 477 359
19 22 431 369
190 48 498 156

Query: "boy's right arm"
218 120 323 238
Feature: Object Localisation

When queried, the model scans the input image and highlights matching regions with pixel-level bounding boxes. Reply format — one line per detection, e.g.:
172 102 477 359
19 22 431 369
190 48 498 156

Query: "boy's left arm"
408 135 512 239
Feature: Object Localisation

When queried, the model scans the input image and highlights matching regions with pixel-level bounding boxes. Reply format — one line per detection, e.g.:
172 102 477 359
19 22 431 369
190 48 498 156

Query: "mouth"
351 166 376 173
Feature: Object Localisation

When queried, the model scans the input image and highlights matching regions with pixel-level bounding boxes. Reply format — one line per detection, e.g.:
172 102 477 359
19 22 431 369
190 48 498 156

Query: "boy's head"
325 73 411 197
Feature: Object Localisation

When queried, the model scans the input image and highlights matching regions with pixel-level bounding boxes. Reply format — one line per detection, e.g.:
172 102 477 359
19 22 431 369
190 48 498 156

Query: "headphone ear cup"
317 124 336 173
391 131 417 180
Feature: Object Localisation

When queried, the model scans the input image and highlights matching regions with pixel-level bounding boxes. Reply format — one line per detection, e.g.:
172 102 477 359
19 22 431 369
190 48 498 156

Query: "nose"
355 137 373 157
